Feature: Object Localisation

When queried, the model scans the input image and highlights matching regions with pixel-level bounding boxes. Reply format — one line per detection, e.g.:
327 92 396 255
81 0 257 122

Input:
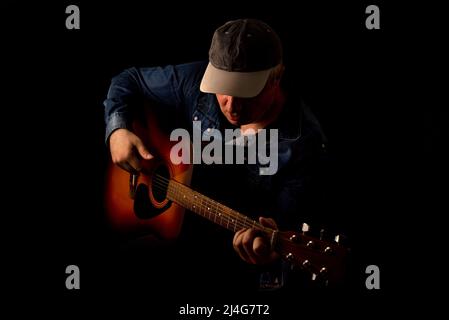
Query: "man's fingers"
234 220 280 265
134 138 153 160
253 236 269 257
233 229 253 264
259 217 278 229
241 229 259 264
253 236 279 264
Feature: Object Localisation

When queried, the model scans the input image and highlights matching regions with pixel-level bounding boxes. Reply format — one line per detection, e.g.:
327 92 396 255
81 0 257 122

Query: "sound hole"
152 164 170 202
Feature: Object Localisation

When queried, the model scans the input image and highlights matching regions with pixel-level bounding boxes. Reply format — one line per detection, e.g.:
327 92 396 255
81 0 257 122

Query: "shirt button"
207 128 211 132
193 116 198 121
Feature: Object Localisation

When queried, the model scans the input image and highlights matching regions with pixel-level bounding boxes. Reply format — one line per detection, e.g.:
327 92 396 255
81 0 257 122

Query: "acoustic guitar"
104 105 348 285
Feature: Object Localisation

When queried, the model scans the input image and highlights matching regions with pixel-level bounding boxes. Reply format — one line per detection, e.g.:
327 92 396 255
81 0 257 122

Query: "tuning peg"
302 259 311 268
301 222 310 234
319 267 328 276
289 234 300 243
334 234 348 245
285 253 295 262
307 268 330 285
324 246 333 254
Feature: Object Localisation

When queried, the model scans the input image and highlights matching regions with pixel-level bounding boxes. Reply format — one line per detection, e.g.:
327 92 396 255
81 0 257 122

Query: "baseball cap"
200 19 283 98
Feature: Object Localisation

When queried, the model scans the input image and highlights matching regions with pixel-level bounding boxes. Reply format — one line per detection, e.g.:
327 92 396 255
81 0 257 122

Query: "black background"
3 0 439 317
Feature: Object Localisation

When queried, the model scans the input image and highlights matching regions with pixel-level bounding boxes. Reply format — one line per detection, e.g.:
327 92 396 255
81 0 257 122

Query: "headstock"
275 224 349 285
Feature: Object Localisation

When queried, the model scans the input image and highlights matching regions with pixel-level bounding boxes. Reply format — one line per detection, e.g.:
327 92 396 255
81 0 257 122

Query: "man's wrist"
105 113 130 144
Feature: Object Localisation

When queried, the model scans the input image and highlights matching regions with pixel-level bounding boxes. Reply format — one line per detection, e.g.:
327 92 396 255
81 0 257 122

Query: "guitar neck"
166 179 272 235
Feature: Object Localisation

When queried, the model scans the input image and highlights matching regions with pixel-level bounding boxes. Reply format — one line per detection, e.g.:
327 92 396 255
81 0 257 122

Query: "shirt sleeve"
103 62 206 143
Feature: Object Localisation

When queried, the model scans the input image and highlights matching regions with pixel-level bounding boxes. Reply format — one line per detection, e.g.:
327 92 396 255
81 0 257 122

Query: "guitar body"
104 104 193 241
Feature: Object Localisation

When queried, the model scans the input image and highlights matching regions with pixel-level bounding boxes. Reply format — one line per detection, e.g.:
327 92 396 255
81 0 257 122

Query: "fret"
207 201 211 220
214 200 220 226
192 194 198 215
212 201 216 223
168 181 176 202
199 196 204 218
213 200 218 221
207 199 211 220
202 197 206 218
232 210 239 232
233 213 237 232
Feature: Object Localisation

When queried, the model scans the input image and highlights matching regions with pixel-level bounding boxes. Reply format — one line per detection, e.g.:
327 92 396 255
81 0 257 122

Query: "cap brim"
200 63 272 98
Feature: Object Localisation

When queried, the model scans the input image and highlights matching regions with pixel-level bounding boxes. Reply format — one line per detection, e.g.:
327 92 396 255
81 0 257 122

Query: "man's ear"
274 64 285 84
279 65 285 80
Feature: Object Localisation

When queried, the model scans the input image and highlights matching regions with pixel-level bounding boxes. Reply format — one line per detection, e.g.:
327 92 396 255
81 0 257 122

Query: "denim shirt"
104 61 327 229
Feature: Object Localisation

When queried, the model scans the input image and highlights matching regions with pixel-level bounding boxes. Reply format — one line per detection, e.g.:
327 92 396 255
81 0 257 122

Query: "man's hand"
233 217 280 265
109 128 153 173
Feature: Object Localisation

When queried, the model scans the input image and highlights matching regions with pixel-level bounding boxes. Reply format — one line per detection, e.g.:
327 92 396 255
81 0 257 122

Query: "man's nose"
227 96 242 113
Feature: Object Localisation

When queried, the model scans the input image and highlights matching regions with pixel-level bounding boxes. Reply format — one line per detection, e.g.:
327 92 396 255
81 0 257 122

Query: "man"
104 19 327 288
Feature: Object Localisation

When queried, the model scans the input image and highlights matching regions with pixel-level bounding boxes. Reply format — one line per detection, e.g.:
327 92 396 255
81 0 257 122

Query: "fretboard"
166 179 271 234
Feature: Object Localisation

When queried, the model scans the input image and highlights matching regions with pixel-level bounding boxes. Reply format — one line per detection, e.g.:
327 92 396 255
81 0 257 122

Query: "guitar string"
152 174 258 228
151 177 265 233
152 175 268 233
151 174 273 233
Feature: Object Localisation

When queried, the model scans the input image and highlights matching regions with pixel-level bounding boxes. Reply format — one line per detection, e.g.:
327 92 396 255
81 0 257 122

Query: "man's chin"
226 116 253 126
227 118 240 126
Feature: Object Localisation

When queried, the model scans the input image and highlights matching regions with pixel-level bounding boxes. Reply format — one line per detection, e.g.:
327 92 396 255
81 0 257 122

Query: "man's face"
215 81 278 126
